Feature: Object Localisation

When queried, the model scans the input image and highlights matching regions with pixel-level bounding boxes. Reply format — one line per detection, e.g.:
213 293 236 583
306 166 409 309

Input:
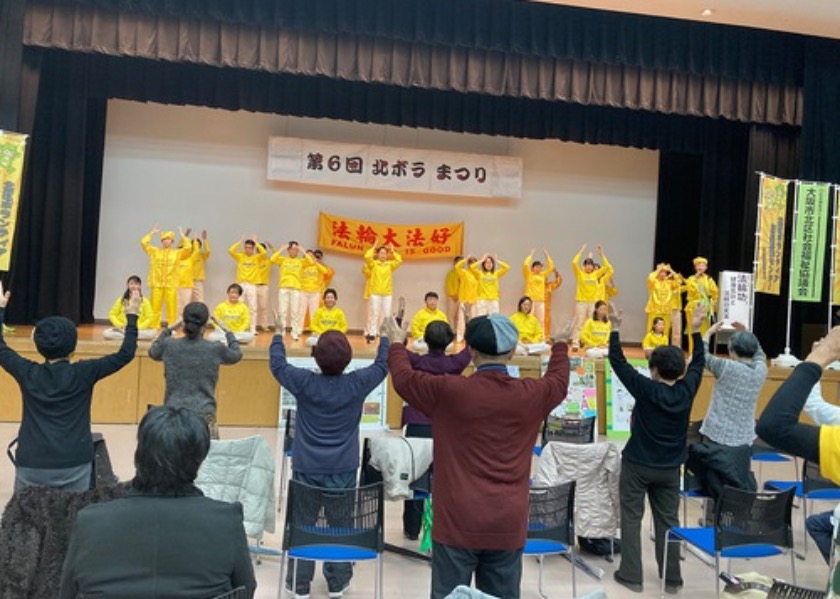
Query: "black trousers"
403 423 432 537
431 541 523 599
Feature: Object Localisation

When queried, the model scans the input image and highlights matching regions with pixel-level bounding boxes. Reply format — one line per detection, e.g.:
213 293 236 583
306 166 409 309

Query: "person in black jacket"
59 405 256 599
0 284 139 492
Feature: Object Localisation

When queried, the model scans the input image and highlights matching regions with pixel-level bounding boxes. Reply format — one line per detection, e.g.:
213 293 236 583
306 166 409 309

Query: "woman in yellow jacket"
300 248 330 334
684 256 719 353
454 256 479 342
642 316 669 359
104 275 157 340
469 254 510 316
141 225 193 328
543 269 563 336
645 263 681 339
176 235 199 318
306 288 348 347
445 255 462 327
208 284 254 344
571 243 612 351
228 234 267 337
190 230 211 303
363 241 402 343
580 300 612 359
523 248 555 333
510 296 551 355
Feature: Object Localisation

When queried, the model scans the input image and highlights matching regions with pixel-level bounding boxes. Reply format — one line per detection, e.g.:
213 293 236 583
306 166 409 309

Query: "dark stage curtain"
5 48 107 324
22 1 803 125
0 0 26 130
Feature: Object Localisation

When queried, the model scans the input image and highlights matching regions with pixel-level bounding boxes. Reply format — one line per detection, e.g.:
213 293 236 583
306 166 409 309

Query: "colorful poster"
268 136 523 199
318 211 463 260
0 131 28 271
605 358 650 439
549 357 597 417
792 182 830 302
278 357 388 430
754 175 788 295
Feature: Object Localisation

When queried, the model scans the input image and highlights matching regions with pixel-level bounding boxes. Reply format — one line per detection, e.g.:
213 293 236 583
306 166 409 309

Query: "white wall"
96 100 659 341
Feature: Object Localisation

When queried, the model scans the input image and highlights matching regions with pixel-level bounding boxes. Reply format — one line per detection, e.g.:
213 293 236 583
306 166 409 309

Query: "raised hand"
124 290 141 315
0 281 9 309
578 243 586 255
608 304 623 330
381 315 408 343
596 244 603 255
550 319 574 344
151 224 160 235
690 304 707 331
201 229 207 240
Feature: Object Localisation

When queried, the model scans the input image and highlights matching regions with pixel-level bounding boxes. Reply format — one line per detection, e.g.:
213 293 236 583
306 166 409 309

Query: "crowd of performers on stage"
116 226 720 358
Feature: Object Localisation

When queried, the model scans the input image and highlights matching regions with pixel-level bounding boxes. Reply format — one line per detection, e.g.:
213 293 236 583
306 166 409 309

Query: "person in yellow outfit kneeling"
306 288 348 347
209 284 255 344
510 296 550 355
104 275 158 341
409 292 449 351
580 300 612 359
642 316 669 359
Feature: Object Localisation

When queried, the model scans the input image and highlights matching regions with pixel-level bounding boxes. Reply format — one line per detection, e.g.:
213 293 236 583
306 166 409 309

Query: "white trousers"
572 301 594 346
239 282 258 334
532 300 546 336
103 328 157 341
191 280 204 303
278 288 303 337
302 291 321 328
455 302 474 342
176 288 193 319
256 284 270 328
208 329 255 344
367 294 392 337
475 299 499 316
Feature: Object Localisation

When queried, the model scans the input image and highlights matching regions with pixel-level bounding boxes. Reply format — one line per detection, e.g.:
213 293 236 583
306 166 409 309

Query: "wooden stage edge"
1 325 835 431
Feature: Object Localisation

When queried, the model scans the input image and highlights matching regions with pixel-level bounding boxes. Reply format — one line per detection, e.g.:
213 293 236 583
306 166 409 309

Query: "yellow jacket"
301 259 329 293
364 248 403 296
311 306 348 334
362 263 372 300
469 260 510 301
642 331 669 351
523 254 555 301
455 260 479 303
685 274 719 314
229 242 266 285
646 272 680 314
213 300 251 333
257 250 272 285
445 267 460 298
320 265 335 294
141 233 192 288
545 274 562 301
191 239 211 281
410 307 449 339
510 311 544 344
580 318 611 348
572 252 612 302
271 252 314 289
108 296 156 330
177 239 198 289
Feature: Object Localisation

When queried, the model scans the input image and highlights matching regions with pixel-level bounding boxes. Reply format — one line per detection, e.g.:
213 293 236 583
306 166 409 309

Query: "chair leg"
715 554 720 599
660 534 669 599
790 548 797 585
802 498 809 556
376 556 383 599
278 550 287 599
537 555 547 599
570 548 577 599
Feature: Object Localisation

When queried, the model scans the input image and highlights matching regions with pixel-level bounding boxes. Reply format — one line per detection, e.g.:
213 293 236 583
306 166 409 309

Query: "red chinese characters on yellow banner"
318 212 464 260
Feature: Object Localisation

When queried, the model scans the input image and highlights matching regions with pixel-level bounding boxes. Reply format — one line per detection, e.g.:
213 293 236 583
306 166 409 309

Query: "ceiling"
536 1 840 40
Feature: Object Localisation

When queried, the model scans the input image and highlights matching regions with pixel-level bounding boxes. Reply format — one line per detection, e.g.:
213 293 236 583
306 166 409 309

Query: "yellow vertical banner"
754 175 789 295
0 131 28 272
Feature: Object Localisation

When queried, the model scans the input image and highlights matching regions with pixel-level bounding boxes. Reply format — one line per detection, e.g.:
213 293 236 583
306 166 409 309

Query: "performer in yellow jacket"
364 241 403 343
571 244 612 351
228 235 266 336
445 256 462 327
580 300 612 359
301 249 331 334
684 256 718 353
523 248 555 332
306 288 348 347
255 242 273 332
543 268 562 337
271 241 315 342
510 296 550 355
176 234 198 318
103 275 157 340
454 256 478 342
645 263 682 339
190 230 211 303
469 254 510 316
141 225 193 328
642 316 669 359
409 291 449 350
670 269 685 346
208 283 255 344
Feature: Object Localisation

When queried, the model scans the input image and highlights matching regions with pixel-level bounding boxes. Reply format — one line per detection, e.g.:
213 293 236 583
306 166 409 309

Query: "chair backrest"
714 486 795 552
282 479 384 553
803 459 840 495
527 481 575 546
542 415 595 445
211 586 249 599
283 409 297 453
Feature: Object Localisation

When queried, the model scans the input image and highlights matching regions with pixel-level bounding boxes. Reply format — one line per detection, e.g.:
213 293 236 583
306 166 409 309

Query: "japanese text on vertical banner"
318 212 463 260
719 272 752 324
267 137 522 199
0 131 27 272
833 187 840 306
754 175 789 295
792 182 830 302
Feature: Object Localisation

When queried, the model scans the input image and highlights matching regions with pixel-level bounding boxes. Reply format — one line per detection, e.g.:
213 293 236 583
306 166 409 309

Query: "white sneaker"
291 334 300 341
328 582 350 598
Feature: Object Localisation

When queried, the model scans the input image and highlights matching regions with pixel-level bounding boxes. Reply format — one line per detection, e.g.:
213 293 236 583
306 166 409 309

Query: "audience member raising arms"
469 253 510 316
148 302 242 439
0 283 139 492
59 406 256 599
103 275 157 340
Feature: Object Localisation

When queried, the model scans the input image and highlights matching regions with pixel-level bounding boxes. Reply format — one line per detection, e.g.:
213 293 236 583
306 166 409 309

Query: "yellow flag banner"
0 131 28 272
318 212 464 260
754 175 789 295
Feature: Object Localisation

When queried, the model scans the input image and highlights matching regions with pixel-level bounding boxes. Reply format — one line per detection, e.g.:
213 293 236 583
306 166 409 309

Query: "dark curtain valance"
22 1 804 126
38 0 806 86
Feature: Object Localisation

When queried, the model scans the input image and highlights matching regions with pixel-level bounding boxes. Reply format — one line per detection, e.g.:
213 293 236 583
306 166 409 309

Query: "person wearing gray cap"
0 284 140 492
384 313 571 599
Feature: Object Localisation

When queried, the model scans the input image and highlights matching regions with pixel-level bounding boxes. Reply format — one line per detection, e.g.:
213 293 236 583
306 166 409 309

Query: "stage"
0 325 834 430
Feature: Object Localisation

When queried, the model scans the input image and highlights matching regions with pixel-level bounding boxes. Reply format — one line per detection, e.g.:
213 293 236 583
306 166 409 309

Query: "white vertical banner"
718 271 753 325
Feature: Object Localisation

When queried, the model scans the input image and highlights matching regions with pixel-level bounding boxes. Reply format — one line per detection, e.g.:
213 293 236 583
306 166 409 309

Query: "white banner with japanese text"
717 271 753 325
267 136 522 199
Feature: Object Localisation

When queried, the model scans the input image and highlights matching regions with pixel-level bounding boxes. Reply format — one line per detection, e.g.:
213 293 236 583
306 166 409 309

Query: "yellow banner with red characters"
0 131 28 271
318 212 463 260
754 175 789 295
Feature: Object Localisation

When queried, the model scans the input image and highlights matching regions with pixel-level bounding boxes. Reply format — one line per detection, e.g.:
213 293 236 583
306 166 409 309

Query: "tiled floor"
0 423 831 599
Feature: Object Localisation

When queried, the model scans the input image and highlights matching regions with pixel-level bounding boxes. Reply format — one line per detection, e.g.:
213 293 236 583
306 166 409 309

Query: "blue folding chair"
278 409 296 503
661 486 796 598
524 481 576 599
279 480 384 599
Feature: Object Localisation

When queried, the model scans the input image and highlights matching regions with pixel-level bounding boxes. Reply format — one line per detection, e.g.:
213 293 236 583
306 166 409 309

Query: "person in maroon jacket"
384 313 571 599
